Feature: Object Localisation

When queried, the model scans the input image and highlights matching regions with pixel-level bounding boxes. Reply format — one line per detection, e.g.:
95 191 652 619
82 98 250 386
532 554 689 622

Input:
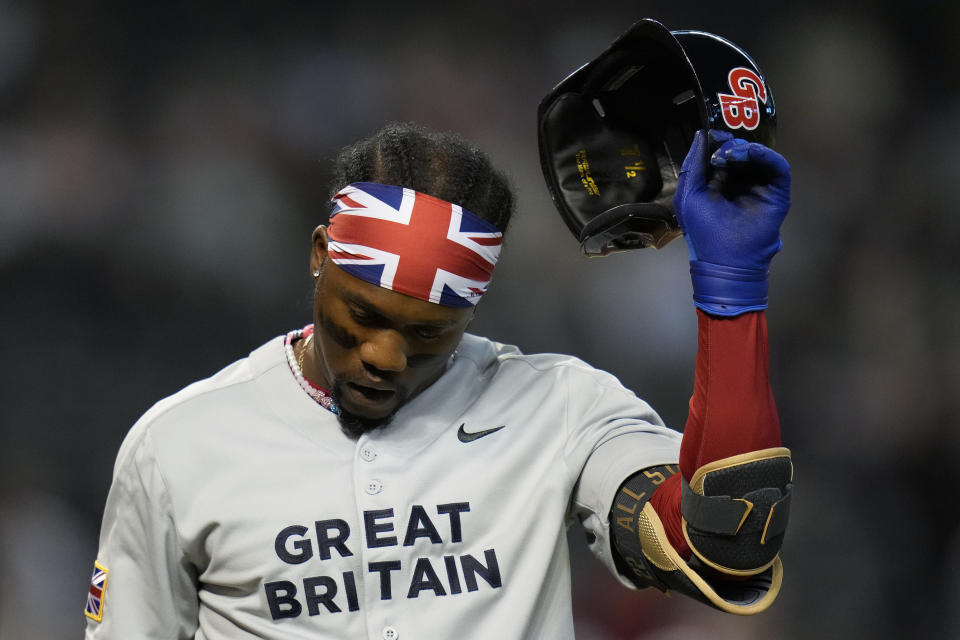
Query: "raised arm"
611 129 793 614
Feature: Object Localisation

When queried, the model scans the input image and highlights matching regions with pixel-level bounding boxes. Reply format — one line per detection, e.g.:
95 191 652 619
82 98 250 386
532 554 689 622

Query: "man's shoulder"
117 335 286 456
458 333 625 386
149 335 284 417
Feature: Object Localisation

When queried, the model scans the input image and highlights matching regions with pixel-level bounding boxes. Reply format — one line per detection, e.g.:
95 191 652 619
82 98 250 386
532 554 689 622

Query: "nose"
359 330 407 375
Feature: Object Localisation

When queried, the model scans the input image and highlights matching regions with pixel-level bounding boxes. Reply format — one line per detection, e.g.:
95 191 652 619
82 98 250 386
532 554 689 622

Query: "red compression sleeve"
649 309 781 558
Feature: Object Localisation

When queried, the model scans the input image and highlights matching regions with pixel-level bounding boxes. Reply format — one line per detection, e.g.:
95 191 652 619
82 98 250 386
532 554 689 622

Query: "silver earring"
312 270 320 277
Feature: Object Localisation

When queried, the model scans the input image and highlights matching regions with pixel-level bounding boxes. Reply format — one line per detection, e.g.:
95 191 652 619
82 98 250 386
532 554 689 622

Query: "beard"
332 381 399 439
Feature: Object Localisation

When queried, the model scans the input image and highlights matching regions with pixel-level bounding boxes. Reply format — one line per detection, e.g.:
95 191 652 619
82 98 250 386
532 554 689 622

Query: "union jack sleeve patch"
84 561 108 622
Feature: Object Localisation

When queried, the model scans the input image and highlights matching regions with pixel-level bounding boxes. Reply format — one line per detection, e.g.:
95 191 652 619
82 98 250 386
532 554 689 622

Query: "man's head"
329 122 514 231
307 122 515 437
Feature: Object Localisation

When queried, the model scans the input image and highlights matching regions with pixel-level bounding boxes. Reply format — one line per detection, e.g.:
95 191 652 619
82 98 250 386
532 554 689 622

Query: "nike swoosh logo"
457 423 505 443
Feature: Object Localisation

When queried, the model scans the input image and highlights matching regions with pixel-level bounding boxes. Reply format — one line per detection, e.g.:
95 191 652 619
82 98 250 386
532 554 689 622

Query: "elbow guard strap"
612 464 783 615
682 447 793 576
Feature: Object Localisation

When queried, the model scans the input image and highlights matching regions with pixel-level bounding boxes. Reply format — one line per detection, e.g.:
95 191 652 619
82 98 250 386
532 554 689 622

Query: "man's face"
309 227 475 429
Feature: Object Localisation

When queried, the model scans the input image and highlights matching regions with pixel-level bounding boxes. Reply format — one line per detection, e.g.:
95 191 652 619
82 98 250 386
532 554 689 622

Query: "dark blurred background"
2 1 958 638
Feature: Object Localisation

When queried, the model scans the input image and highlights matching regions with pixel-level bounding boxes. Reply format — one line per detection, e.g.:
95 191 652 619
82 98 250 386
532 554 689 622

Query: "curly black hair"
330 122 515 233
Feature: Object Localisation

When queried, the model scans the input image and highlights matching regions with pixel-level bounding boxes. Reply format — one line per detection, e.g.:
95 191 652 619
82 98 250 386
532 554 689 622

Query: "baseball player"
85 27 792 639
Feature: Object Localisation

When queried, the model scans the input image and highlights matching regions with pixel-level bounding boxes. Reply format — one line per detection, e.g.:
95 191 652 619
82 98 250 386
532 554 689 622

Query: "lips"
343 382 397 407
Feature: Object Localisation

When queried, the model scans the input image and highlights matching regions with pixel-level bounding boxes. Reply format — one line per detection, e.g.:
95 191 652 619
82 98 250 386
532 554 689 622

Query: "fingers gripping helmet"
537 18 777 256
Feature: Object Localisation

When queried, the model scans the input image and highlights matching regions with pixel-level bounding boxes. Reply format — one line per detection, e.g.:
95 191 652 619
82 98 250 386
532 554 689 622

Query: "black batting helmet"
538 18 777 256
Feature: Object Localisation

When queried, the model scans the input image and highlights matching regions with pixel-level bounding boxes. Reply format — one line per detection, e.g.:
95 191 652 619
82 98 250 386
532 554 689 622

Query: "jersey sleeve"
564 365 682 588
85 426 199 639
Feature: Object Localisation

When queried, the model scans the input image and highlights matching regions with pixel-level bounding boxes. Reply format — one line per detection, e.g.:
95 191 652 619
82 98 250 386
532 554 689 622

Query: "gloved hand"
673 129 791 316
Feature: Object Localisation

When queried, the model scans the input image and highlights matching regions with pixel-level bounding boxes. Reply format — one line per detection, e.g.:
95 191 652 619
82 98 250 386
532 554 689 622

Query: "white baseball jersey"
85 332 681 639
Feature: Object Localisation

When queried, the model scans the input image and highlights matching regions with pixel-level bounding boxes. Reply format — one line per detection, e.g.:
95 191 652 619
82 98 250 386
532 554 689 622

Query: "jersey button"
382 626 399 640
365 479 383 495
360 446 378 462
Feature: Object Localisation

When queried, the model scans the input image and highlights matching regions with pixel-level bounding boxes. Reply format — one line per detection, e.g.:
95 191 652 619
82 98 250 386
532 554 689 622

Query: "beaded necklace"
284 325 341 415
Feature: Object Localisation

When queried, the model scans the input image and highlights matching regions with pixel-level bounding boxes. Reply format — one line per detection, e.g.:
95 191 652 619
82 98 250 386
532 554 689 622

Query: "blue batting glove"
673 129 791 316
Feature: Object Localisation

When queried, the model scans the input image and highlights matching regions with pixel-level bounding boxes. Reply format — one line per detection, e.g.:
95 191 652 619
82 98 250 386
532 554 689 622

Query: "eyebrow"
341 291 459 329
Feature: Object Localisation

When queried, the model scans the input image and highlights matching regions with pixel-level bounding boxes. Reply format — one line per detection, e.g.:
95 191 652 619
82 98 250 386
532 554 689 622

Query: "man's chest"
176 409 575 636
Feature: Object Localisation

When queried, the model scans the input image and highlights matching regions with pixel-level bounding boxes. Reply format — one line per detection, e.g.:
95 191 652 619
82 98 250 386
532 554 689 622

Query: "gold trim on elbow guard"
635 502 783 615
682 447 793 577
611 464 783 614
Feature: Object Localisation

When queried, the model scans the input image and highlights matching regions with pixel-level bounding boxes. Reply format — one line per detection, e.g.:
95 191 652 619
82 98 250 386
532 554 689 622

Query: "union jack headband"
326 182 503 308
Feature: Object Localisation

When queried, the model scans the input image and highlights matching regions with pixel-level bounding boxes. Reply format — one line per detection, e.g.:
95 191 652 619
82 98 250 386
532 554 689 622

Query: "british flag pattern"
326 182 502 308
85 562 108 622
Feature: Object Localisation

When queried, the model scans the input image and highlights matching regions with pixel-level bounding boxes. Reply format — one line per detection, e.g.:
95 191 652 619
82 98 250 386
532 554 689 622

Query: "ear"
310 225 329 276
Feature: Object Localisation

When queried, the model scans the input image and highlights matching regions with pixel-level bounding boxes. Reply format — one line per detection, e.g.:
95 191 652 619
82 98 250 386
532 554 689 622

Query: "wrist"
689 260 768 316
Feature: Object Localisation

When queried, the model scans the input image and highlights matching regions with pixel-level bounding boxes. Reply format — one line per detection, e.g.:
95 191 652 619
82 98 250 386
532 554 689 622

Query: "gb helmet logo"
717 67 767 130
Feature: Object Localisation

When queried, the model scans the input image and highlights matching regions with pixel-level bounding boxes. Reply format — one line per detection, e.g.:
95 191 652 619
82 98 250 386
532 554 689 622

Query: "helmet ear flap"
579 203 682 255
538 18 776 257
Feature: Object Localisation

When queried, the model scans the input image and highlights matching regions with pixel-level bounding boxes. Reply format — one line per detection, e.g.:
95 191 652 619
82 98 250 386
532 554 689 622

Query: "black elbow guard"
682 447 793 577
611 449 792 615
